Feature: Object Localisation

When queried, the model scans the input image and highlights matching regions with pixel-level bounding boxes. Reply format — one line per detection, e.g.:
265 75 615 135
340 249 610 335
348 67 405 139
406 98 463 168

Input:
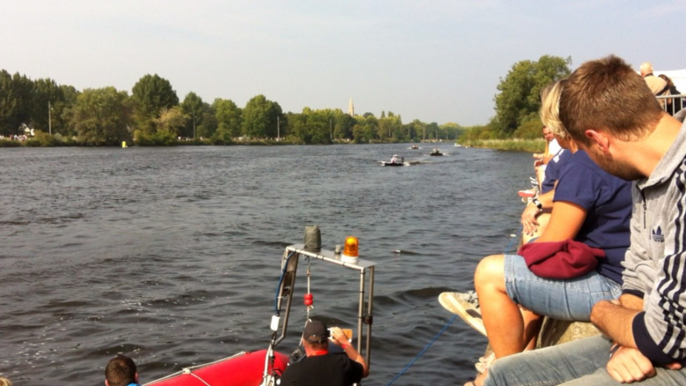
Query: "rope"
274 251 296 314
187 371 211 386
385 314 458 386
385 224 523 385
504 224 523 254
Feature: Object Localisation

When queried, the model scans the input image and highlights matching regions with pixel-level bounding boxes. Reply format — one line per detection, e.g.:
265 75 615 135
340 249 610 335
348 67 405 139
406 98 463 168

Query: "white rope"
144 352 246 385
185 369 212 386
306 256 313 317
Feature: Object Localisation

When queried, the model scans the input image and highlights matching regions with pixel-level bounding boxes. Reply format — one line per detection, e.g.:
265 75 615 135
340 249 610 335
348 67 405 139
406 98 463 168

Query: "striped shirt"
624 120 686 364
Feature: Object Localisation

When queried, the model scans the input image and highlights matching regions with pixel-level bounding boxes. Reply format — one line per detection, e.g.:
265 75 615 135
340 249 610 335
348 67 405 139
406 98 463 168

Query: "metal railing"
657 93 685 120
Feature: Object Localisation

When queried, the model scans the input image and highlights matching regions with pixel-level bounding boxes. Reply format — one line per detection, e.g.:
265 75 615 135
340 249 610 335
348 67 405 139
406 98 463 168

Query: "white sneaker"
475 352 495 374
438 292 486 336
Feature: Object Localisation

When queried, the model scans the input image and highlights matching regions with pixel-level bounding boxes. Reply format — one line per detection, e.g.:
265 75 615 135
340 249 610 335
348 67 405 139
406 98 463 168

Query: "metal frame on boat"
145 243 376 386
274 244 375 363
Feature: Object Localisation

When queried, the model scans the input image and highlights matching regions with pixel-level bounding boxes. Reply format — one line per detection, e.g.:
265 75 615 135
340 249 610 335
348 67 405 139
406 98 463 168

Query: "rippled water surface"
0 144 531 385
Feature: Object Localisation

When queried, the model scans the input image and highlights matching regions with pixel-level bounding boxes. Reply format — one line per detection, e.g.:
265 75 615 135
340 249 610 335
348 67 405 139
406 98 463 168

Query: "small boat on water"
145 240 376 386
429 148 443 156
381 154 405 166
411 144 419 149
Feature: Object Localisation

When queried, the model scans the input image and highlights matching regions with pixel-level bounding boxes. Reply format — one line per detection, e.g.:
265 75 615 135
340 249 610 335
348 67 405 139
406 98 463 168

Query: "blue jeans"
485 335 686 386
504 254 621 321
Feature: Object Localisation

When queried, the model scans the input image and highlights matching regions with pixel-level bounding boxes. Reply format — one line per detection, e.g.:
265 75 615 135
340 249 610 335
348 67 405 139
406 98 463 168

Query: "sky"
2 0 684 126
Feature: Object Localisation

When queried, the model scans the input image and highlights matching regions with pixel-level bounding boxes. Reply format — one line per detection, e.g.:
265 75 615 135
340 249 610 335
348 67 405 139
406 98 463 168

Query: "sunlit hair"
560 55 662 145
0 377 13 386
539 80 569 139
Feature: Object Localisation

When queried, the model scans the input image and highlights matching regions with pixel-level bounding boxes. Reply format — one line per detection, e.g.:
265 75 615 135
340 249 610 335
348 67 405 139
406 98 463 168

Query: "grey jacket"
623 120 686 364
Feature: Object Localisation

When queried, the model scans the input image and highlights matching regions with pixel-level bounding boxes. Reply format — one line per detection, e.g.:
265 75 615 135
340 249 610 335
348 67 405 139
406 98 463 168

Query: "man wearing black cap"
280 319 369 386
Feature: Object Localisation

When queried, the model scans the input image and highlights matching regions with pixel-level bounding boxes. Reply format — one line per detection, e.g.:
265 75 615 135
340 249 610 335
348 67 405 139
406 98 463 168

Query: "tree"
131 74 178 133
214 98 243 140
242 95 282 138
181 92 204 139
334 113 356 139
69 87 132 145
0 71 34 136
31 78 64 133
494 55 571 134
154 106 185 141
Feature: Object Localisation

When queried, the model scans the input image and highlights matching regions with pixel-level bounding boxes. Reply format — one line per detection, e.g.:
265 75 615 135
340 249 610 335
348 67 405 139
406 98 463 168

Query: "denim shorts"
504 254 622 321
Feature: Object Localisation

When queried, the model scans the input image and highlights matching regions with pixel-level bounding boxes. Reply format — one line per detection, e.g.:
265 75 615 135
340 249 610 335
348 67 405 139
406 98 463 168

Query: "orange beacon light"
341 236 359 263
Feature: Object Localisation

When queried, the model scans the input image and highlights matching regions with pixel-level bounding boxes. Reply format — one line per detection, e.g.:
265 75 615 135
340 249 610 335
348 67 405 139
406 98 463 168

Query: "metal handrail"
274 244 376 366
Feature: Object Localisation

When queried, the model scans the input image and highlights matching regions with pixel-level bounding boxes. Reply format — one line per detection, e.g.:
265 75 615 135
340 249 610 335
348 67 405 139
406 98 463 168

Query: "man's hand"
329 327 350 347
521 204 540 235
607 346 655 383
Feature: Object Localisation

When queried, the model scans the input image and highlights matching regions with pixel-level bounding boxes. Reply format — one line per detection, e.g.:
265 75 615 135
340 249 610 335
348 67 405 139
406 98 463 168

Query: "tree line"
0 70 463 146
459 55 572 141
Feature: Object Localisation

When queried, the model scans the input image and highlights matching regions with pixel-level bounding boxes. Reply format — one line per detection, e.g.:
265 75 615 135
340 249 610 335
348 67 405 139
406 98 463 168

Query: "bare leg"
475 254 536 358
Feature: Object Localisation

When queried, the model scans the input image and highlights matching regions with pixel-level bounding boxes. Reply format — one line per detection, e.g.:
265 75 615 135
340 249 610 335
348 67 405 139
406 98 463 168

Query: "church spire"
348 97 354 117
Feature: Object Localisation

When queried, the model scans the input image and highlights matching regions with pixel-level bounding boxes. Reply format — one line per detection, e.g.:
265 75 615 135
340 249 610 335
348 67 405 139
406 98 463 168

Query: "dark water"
0 144 531 385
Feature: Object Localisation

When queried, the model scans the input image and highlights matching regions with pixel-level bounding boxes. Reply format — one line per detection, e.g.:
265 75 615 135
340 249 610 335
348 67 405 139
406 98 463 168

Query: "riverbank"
458 138 545 153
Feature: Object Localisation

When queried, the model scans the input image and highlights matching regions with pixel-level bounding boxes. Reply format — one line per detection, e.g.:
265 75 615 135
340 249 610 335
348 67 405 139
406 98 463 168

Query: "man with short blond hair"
484 55 686 385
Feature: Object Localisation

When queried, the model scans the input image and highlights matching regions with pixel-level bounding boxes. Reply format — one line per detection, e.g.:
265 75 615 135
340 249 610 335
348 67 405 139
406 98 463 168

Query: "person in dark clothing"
658 74 684 116
280 320 369 386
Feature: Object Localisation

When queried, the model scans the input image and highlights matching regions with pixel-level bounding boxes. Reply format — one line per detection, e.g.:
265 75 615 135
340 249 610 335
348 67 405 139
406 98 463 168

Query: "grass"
459 138 545 153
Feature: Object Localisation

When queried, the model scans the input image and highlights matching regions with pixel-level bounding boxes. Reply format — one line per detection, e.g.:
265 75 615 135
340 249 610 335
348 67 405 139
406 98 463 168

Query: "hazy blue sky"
2 0 684 126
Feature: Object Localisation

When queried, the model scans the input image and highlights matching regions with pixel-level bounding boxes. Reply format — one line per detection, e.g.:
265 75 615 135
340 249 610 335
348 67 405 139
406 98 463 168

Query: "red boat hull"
146 350 289 386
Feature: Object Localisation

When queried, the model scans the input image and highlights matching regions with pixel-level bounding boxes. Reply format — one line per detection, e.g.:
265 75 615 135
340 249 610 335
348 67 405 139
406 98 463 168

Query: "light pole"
48 101 52 135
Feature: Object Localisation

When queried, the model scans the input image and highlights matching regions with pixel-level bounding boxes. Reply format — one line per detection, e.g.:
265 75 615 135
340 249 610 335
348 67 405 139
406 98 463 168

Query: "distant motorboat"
429 148 443 156
381 155 405 166
411 144 419 149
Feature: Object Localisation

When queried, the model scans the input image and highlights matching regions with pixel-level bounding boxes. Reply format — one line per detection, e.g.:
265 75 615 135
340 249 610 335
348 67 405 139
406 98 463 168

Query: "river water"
0 144 531 385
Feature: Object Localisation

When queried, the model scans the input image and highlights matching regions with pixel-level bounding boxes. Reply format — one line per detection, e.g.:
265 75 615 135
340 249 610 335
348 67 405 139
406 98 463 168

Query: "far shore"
458 138 545 153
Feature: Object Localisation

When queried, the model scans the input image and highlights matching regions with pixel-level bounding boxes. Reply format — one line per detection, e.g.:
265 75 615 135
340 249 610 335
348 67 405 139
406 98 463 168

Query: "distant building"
348 98 354 117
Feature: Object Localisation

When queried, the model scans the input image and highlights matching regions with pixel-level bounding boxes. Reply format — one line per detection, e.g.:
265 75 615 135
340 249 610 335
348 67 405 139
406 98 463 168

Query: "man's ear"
105 381 110 386
585 129 611 154
135 372 139 382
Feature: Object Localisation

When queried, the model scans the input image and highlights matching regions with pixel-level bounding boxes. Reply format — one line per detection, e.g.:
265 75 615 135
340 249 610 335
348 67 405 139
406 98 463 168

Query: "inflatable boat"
144 240 376 386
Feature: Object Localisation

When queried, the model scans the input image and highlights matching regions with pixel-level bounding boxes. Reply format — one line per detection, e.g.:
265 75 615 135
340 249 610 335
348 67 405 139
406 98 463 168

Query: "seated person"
390 155 403 164
280 319 369 386
485 54 686 386
105 354 140 386
533 126 561 187
443 80 633 385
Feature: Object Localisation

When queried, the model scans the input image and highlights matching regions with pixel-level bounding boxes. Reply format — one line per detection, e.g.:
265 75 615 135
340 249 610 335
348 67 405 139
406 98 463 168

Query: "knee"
475 254 505 290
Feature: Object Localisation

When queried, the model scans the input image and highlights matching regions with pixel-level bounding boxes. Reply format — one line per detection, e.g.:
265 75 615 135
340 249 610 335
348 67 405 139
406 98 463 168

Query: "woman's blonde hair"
0 377 13 386
540 79 569 139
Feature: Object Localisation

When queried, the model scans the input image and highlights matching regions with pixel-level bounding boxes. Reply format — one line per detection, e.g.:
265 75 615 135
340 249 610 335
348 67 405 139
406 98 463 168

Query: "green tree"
214 98 243 141
242 95 282 138
440 122 463 141
181 92 204 139
0 71 34 136
199 105 218 139
131 74 178 134
154 106 185 142
31 78 64 133
494 55 571 134
70 87 132 145
334 113 356 139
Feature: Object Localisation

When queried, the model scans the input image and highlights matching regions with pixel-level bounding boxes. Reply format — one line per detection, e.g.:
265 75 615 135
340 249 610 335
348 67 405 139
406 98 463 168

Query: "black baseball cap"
303 320 329 343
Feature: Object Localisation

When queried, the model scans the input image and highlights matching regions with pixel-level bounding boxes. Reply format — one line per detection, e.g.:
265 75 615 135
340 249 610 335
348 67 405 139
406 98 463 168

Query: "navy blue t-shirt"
553 150 632 284
541 149 572 194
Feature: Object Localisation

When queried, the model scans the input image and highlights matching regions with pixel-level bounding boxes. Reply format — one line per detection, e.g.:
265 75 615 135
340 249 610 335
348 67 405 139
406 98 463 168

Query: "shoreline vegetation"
1 55 570 150
459 138 545 153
